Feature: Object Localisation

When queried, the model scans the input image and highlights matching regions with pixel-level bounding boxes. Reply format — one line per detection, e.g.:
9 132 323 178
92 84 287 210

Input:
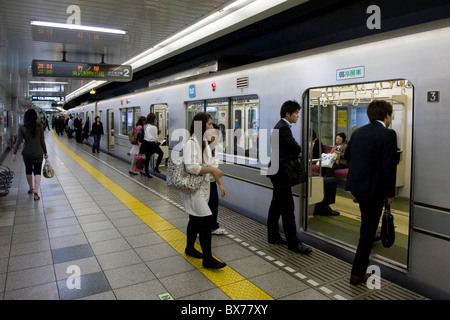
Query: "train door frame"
301 79 414 271
107 109 115 151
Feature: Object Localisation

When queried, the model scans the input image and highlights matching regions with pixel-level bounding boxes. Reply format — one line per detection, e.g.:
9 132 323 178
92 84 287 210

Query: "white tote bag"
321 153 337 168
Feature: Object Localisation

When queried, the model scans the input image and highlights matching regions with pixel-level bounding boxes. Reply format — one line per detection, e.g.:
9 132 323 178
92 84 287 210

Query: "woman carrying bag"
12 109 48 201
182 112 227 269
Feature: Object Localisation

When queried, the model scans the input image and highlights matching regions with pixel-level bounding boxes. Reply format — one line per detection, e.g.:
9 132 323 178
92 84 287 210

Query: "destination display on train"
31 60 133 81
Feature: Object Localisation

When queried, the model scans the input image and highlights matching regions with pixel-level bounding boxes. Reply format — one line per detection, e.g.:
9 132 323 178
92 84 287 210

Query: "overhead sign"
31 59 133 81
32 96 66 102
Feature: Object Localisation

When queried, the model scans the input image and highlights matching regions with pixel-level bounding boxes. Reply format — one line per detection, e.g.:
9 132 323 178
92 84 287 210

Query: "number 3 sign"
427 91 440 102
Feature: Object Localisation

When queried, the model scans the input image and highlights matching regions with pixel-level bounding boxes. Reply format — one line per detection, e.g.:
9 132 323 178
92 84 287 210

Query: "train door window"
119 107 141 136
186 101 205 129
303 80 413 269
107 109 115 151
152 104 169 143
230 95 259 160
206 98 229 151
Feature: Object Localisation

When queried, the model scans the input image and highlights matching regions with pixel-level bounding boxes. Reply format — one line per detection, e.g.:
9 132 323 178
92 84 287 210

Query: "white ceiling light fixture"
30 20 127 35
66 0 294 102
29 81 68 85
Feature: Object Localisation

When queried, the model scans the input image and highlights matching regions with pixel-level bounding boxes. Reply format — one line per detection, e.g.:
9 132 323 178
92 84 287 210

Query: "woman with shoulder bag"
12 109 48 201
182 112 227 269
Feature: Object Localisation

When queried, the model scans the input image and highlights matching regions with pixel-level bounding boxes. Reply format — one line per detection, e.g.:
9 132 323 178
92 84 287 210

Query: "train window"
119 107 141 136
304 80 414 269
230 95 259 160
186 101 205 129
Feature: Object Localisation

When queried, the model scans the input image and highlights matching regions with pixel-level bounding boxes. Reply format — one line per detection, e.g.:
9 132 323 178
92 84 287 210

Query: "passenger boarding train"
68 21 450 299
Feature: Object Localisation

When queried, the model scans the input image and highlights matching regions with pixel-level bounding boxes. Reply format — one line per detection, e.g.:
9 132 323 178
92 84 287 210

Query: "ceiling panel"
0 0 231 99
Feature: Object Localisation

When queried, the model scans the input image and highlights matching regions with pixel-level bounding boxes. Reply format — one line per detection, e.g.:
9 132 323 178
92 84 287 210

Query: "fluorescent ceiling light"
29 81 68 84
30 20 127 35
29 89 62 92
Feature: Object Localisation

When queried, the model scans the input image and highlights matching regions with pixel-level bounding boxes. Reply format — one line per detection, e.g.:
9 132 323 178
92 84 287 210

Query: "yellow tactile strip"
52 132 273 300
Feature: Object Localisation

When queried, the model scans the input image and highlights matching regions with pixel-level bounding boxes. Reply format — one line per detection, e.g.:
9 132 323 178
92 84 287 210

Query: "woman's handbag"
166 149 204 193
321 153 337 168
129 131 138 145
43 159 54 178
381 201 395 248
283 155 307 187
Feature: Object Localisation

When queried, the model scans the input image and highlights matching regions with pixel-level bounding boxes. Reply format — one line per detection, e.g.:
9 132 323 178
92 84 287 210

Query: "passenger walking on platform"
11 109 48 201
267 100 312 254
91 116 104 153
182 112 227 269
74 114 83 142
82 117 90 143
207 123 226 235
142 113 163 178
345 100 399 285
67 115 74 139
129 116 146 175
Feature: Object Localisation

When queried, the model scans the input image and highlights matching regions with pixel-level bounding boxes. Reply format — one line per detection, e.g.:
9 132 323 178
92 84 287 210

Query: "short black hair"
336 132 346 142
366 100 393 122
280 100 301 118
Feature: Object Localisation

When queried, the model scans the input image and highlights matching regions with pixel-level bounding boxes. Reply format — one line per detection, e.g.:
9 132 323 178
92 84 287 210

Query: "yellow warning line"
52 132 273 300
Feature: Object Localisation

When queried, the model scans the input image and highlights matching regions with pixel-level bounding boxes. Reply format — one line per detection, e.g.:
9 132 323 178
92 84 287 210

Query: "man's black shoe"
319 206 340 216
288 243 312 254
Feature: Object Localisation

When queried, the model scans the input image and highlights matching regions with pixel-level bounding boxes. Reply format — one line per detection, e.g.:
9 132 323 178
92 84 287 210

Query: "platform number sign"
427 91 439 102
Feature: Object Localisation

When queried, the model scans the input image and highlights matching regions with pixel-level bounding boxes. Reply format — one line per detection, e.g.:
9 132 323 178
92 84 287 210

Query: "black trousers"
267 183 298 246
351 193 385 276
144 141 163 173
186 215 213 259
208 181 220 230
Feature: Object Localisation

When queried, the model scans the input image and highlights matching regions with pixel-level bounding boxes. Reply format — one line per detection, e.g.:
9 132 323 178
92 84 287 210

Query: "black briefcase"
381 201 395 248
283 155 307 187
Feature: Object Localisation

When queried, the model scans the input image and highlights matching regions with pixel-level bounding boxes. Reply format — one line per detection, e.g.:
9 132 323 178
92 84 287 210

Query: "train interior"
304 79 413 270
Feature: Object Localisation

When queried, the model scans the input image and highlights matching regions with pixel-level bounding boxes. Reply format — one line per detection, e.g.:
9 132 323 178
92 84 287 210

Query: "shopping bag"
43 159 54 178
135 155 145 171
381 201 395 248
321 153 337 168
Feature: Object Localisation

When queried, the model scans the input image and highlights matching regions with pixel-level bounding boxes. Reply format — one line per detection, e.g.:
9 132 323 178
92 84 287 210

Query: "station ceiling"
1 0 450 111
0 0 308 109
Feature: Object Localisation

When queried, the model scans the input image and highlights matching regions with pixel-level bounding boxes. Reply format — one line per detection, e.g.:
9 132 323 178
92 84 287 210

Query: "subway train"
67 20 450 299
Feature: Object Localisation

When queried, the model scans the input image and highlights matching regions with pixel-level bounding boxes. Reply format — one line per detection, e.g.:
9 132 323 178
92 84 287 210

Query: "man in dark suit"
345 100 399 285
74 114 83 142
267 100 312 254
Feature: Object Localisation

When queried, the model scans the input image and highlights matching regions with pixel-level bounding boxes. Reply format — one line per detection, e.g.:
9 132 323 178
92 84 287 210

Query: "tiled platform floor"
0 131 428 301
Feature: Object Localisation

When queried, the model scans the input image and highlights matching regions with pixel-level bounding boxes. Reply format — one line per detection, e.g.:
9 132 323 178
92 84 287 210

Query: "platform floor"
0 131 428 301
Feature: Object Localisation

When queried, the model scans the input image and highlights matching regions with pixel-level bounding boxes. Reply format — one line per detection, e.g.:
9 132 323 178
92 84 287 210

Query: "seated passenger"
312 131 340 216
322 132 348 177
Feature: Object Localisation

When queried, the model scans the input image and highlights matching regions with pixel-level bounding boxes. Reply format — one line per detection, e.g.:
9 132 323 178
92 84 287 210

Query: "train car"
70 20 450 299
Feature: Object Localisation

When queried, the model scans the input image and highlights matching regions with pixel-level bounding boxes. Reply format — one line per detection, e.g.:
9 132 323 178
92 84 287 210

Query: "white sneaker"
212 227 225 235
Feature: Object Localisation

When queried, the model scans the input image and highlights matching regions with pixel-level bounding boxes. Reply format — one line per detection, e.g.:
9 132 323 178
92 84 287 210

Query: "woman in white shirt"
142 113 164 178
183 112 227 269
